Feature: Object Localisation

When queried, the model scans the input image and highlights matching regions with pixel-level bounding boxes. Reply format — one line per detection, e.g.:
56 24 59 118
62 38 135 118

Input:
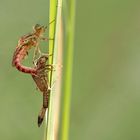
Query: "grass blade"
60 0 76 140
44 0 63 139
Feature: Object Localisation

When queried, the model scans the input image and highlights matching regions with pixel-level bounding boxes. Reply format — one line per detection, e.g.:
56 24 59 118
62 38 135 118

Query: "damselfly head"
33 24 44 31
36 55 49 66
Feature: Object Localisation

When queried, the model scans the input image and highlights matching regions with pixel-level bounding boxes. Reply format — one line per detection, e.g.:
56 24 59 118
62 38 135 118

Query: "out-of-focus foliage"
0 0 49 139
70 0 140 140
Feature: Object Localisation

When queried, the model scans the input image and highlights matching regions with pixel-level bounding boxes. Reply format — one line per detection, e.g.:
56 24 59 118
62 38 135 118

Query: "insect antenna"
44 19 55 29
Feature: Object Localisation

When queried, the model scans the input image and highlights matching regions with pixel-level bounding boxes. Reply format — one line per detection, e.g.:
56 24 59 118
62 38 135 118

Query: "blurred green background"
1 0 140 140
0 0 49 139
70 0 140 140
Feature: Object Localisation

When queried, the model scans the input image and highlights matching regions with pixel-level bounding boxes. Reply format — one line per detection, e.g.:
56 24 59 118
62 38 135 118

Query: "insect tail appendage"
38 107 47 127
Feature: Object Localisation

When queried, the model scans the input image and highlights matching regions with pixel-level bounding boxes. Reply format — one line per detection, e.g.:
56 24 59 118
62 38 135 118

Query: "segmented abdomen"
12 45 36 75
15 61 36 74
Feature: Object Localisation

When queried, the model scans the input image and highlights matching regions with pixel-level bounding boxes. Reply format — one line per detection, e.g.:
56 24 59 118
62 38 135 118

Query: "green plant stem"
61 0 76 140
44 0 63 139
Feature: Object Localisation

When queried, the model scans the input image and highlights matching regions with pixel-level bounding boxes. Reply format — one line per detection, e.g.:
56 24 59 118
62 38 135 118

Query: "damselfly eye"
41 57 47 63
33 24 42 30
37 56 46 65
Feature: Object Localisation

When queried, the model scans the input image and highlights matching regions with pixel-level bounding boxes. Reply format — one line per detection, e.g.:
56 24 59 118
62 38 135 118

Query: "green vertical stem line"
44 0 63 139
48 0 57 70
52 1 63 139
61 0 76 140
44 0 56 139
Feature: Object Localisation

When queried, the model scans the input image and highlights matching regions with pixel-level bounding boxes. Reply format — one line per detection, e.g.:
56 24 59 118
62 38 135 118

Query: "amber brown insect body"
12 44 37 74
32 54 53 127
12 21 54 74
